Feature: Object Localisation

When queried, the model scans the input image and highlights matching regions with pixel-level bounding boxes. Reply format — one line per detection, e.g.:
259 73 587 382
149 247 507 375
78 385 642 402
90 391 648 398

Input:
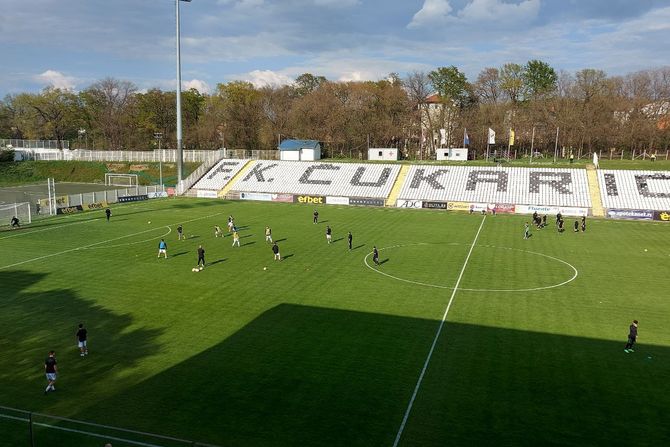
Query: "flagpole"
507 128 511 161
530 126 535 164
553 126 560 163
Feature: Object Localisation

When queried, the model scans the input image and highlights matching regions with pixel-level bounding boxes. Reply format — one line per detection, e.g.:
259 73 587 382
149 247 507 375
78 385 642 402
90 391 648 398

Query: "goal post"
105 173 139 187
0 202 32 227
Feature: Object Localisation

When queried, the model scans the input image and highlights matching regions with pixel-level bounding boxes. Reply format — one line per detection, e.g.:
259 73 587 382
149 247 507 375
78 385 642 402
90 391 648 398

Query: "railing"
25 149 222 163
0 405 221 447
1 139 69 150
222 149 280 160
178 153 225 195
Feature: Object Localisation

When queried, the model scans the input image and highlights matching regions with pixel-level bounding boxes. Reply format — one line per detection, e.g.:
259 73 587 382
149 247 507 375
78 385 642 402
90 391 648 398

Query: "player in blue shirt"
158 239 168 258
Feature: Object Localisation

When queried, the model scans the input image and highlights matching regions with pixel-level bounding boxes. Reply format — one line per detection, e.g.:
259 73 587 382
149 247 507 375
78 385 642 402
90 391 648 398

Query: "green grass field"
1 199 669 446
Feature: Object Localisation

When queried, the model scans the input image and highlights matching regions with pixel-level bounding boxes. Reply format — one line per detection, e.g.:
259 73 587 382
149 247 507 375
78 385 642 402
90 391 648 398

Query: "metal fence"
26 149 223 163
1 139 69 150
0 405 221 447
222 149 280 160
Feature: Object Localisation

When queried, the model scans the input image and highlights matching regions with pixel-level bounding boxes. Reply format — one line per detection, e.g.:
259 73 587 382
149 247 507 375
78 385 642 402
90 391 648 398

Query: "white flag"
439 129 447 145
488 128 496 145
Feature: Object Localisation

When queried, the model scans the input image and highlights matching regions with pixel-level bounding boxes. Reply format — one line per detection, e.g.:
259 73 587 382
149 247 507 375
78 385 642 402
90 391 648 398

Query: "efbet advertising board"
654 210 670 222
86 201 108 210
294 195 325 204
56 205 84 215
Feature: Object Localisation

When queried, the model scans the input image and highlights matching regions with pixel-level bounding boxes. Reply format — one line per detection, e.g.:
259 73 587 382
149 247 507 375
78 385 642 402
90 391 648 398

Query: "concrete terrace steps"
218 160 254 198
385 164 411 207
585 164 605 217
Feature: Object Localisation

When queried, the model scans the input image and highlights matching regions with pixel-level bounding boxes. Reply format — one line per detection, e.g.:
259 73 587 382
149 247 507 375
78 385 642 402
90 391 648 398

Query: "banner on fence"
653 211 670 222
446 201 470 211
39 196 69 209
240 192 273 201
469 203 488 212
166 187 176 197
349 197 385 207
56 205 84 215
326 196 350 205
559 207 589 217
606 209 654 220
515 205 560 215
196 190 218 199
148 191 168 199
422 201 448 210
272 194 294 203
294 195 325 204
118 195 148 203
397 199 423 209
86 201 108 210
489 203 516 214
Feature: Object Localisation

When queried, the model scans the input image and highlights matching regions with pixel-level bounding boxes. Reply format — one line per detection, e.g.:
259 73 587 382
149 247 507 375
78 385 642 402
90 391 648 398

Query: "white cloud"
34 70 77 90
183 78 211 94
460 0 540 22
243 70 294 88
408 0 453 29
314 0 359 7
408 0 540 28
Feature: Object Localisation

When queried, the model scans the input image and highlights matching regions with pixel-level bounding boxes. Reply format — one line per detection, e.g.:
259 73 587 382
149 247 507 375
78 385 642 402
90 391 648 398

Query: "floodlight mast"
176 0 191 192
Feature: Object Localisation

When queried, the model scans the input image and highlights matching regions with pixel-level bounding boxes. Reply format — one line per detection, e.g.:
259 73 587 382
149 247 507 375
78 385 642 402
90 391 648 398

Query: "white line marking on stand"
392 215 486 447
0 212 224 271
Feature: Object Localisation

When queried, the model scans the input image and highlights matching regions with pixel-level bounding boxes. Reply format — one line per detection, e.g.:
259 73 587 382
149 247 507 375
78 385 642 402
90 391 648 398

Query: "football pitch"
1 198 669 446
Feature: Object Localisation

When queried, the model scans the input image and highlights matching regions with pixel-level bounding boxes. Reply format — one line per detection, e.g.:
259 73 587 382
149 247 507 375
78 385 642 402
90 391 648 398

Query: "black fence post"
28 412 35 447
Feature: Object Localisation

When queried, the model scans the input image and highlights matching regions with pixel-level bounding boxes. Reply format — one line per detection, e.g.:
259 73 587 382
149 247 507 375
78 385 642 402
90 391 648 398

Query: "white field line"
0 212 224 271
0 201 163 241
0 413 196 447
365 243 578 293
392 215 486 447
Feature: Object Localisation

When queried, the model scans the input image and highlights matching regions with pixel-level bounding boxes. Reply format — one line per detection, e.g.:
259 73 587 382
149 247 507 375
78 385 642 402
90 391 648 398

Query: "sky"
0 0 668 96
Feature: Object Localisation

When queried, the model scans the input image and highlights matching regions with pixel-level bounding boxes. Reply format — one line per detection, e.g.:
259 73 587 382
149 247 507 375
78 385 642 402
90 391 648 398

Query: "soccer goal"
0 202 31 227
105 173 139 187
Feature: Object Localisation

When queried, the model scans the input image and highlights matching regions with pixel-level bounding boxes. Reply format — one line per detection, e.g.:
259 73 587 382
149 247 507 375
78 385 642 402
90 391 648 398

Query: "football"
191 268 198 272
263 267 267 271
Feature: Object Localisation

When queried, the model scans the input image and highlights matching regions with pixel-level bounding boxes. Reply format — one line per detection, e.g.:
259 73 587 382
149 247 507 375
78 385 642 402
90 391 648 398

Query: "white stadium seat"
598 170 670 210
193 159 250 191
228 161 401 199
397 166 591 207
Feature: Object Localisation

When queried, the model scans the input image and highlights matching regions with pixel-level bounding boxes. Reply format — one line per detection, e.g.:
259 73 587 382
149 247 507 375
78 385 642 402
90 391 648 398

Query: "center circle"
364 243 578 292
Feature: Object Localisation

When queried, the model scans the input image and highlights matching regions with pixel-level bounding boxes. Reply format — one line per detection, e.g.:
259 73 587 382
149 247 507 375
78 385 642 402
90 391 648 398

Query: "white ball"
199 267 203 271
191 268 197 272
263 267 267 271
148 221 151 224
644 249 648 252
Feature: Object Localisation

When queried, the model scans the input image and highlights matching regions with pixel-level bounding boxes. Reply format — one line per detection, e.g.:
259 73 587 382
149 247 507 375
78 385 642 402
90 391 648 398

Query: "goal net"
0 202 32 227
105 173 139 187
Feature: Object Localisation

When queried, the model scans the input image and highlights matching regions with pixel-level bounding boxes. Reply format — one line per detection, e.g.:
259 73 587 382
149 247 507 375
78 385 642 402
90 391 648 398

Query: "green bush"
0 149 15 163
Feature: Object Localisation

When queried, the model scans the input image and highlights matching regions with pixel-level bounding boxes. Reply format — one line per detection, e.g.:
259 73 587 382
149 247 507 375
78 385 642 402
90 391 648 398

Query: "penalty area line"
392 215 486 447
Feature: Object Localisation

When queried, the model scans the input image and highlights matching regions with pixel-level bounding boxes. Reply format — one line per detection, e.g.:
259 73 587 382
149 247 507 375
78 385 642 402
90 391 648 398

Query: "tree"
475 68 501 104
294 73 327 97
81 78 138 149
524 60 558 98
499 63 526 104
216 81 263 150
427 66 470 149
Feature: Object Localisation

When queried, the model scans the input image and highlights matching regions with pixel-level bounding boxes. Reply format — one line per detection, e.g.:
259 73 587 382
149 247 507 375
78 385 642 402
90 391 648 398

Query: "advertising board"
56 205 84 215
294 195 325 204
148 191 169 199
349 197 385 207
396 199 423 209
606 209 654 220
240 192 273 201
654 211 670 222
118 195 148 203
196 190 219 199
272 194 294 203
326 196 350 205
422 201 448 210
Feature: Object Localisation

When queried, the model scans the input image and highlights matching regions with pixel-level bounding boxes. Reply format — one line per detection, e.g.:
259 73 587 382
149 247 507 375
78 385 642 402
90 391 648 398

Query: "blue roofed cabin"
278 139 321 161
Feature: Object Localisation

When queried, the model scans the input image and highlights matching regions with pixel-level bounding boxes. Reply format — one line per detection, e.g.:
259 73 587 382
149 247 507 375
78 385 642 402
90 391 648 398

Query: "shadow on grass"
210 258 227 266
243 241 256 247
171 252 188 258
332 237 344 243
352 244 365 250
68 304 670 447
379 258 389 265
0 271 163 426
275 238 287 243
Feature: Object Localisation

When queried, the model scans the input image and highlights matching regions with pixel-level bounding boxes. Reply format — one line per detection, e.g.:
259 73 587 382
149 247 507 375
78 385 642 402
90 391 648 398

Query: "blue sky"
1 0 668 95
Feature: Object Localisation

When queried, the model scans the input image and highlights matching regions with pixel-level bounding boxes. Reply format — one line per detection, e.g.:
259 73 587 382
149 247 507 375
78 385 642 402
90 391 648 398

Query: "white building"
279 140 321 161
368 148 399 161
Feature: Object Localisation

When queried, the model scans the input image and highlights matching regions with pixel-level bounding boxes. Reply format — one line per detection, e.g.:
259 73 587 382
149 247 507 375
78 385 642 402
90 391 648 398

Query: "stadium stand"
397 166 591 207
192 159 249 191
598 170 670 210
229 161 401 198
